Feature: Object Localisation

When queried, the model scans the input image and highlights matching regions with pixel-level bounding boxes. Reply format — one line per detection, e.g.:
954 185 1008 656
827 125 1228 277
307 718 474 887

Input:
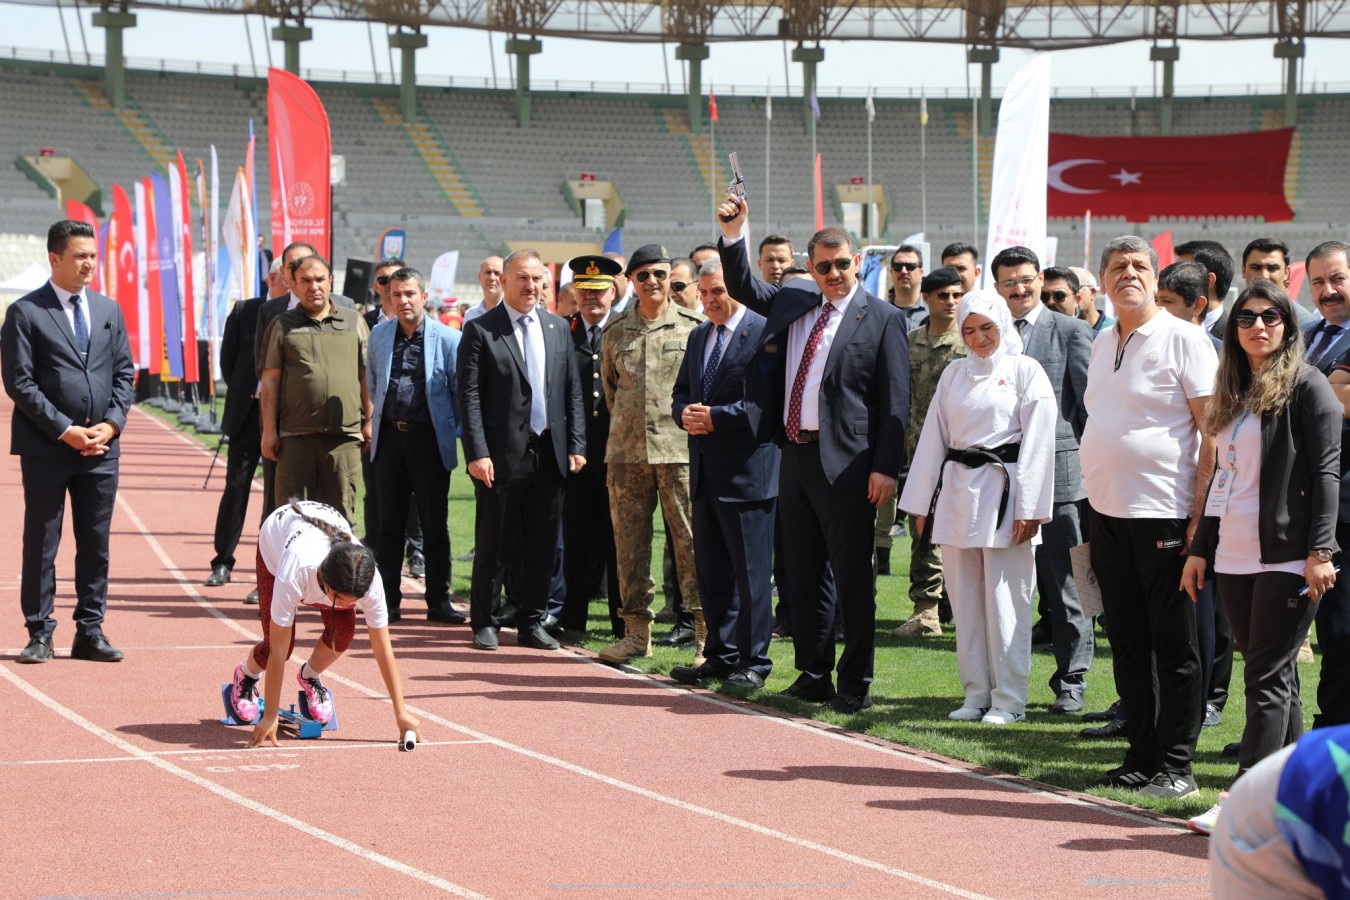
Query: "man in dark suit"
456 249 586 651
560 254 623 636
2 220 135 663
993 250 1095 714
716 197 909 713
670 256 780 689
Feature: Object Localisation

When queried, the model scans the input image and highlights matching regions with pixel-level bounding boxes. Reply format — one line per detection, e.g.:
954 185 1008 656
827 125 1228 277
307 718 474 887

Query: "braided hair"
287 499 377 598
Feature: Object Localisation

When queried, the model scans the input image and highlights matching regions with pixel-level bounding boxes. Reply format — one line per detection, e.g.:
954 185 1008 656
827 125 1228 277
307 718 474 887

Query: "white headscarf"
956 289 1023 375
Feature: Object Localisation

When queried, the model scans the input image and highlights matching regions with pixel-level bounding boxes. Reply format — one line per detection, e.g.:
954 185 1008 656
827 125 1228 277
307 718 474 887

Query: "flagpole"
866 88 873 241
920 93 929 237
765 85 772 224
709 92 716 220
971 92 979 262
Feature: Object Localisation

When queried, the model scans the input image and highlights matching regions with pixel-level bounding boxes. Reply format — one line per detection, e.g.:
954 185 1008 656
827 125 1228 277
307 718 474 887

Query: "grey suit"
1017 308 1094 697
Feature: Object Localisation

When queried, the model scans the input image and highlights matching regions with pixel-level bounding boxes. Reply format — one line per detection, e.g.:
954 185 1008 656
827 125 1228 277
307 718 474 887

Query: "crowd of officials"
8 209 1350 866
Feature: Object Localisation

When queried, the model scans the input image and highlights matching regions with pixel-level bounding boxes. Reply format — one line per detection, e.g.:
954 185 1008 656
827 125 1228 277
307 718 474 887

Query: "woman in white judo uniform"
899 290 1057 724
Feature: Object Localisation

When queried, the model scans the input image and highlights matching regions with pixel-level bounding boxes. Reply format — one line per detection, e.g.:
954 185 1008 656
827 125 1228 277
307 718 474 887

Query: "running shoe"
1187 793 1228 836
1092 765 1156 790
948 706 989 721
1138 770 1200 800
297 668 334 724
229 663 261 723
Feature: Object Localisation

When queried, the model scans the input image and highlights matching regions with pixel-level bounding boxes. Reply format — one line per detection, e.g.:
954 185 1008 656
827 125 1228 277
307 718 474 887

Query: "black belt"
787 430 819 444
386 419 431 432
526 430 550 445
918 443 1021 551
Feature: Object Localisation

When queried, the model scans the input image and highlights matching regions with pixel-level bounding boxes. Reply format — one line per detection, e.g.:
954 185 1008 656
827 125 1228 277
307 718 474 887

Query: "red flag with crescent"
109 184 141 367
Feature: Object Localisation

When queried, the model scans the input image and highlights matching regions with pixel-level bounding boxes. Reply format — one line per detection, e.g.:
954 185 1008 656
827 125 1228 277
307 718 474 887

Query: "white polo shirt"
1081 309 1218 518
258 502 388 629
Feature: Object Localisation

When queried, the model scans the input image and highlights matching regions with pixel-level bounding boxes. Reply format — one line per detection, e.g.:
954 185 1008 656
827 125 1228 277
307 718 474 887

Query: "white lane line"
0 665 486 898
1 645 250 656
0 740 490 767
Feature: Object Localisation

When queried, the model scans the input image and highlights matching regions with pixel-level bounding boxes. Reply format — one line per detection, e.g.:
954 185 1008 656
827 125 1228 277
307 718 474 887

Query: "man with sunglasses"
991 246 1095 716
363 258 404 329
1069 266 1113 334
715 196 908 714
669 258 702 314
597 244 707 666
887 245 927 330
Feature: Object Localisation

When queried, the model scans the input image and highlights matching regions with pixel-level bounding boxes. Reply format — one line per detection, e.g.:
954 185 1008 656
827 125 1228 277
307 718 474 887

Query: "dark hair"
670 257 698 278
1187 244 1235 299
891 244 922 263
1307 240 1350 270
1207 279 1305 432
1158 261 1210 312
1241 238 1289 269
1042 266 1080 293
1175 239 1227 258
782 265 809 277
282 241 318 262
940 242 979 263
758 233 793 256
48 220 95 255
389 266 426 293
990 245 1041 280
806 226 855 259
689 242 719 259
375 257 407 272
287 499 377 597
290 254 332 279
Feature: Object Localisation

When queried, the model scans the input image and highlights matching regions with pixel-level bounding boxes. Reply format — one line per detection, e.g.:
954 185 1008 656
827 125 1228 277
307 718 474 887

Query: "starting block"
219 685 338 739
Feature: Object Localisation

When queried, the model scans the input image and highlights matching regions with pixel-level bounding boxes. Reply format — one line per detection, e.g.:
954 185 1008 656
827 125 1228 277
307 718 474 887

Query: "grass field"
153 399 1320 820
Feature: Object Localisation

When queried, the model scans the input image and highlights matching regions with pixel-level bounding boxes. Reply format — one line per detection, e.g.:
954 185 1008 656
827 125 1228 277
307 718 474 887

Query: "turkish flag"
1048 129 1294 222
109 184 140 367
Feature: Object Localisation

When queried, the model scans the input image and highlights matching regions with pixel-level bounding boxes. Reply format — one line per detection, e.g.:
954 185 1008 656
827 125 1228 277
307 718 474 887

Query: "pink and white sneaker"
229 663 261 723
296 668 334 724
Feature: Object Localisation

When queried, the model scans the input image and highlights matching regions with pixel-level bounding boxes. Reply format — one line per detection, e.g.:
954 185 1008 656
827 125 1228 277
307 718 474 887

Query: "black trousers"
1196 577 1234 711
694 494 776 678
561 459 620 634
780 441 878 697
362 446 424 559
373 424 451 612
469 444 564 630
1314 521 1350 729
1088 508 1202 775
20 454 119 639
210 415 263 570
1217 570 1316 775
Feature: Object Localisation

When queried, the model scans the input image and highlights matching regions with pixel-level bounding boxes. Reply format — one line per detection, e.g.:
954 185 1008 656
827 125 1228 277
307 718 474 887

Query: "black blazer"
1192 367 1342 565
567 312 610 463
220 295 263 438
456 302 585 479
672 309 780 503
1 282 135 459
718 236 909 491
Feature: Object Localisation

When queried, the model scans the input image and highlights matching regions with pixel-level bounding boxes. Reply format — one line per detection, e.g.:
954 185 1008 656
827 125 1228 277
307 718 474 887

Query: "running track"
0 397 1210 898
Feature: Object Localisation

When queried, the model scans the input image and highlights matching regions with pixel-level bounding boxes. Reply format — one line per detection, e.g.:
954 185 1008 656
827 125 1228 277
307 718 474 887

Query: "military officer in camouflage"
597 244 707 665
893 267 967 638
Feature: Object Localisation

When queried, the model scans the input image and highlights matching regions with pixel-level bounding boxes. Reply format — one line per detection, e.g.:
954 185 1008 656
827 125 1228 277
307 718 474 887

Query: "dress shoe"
541 614 566 637
1049 690 1084 714
1223 741 1241 757
387 607 403 623
407 553 426 579
517 623 561 650
472 627 499 651
1080 717 1127 739
205 564 231 587
244 588 259 605
17 634 53 664
828 692 873 714
1082 699 1121 722
670 659 734 685
1030 618 1052 645
875 546 891 576
70 632 124 662
1202 703 1223 727
427 604 467 625
654 624 695 647
723 669 766 690
771 623 792 639
781 674 835 703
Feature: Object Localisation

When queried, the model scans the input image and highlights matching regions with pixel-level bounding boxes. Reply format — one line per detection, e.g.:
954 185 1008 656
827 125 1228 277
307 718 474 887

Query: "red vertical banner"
267 68 332 259
142 176 164 377
1288 261 1307 301
1152 230 1175 270
176 152 200 384
109 184 140 366
813 153 824 231
64 200 104 294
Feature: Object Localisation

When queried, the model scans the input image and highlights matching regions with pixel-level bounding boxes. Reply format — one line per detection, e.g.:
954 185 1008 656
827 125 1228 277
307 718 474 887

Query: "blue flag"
151 173 185 378
603 227 622 255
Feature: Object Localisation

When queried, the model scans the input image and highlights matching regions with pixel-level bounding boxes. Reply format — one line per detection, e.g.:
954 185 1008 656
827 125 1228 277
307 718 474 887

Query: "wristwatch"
1313 549 1335 563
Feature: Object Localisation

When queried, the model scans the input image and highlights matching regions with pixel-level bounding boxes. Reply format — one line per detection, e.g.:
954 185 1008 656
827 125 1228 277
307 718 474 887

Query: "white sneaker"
949 706 989 721
981 708 1026 725
1187 793 1227 836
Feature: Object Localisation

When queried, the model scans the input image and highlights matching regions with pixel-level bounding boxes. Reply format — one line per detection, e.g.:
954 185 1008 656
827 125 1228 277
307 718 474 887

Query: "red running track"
0 397 1210 898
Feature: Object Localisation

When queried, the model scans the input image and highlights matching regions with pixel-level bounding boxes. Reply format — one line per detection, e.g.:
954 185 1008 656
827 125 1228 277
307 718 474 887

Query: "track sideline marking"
0 740 490 767
0 665 485 898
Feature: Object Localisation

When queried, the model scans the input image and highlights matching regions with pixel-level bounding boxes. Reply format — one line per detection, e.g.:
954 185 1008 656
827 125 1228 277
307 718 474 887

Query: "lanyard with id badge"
1205 408 1251 517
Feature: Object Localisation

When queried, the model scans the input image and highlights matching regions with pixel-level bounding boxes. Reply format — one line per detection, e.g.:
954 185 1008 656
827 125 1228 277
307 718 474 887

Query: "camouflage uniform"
905 325 967 606
601 302 704 622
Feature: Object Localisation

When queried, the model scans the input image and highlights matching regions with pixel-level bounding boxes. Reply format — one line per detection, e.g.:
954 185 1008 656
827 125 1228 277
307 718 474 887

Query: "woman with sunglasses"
900 290 1056 725
1182 280 1341 834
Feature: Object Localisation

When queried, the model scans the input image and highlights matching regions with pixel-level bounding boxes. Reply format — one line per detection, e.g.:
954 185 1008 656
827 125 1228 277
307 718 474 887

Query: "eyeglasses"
812 258 854 276
1234 308 1286 329
670 281 690 294
1040 290 1071 303
999 275 1038 290
376 275 392 286
891 261 920 273
633 269 668 283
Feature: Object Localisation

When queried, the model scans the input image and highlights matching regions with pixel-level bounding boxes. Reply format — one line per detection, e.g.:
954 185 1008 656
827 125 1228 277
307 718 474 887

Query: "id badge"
1205 468 1234 517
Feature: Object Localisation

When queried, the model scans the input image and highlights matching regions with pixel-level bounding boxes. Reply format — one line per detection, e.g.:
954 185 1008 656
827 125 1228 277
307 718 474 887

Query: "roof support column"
967 46 999 137
676 43 710 134
389 30 428 123
1274 40 1304 127
1150 44 1179 135
505 37 542 128
791 45 825 139
92 10 135 109
272 23 313 76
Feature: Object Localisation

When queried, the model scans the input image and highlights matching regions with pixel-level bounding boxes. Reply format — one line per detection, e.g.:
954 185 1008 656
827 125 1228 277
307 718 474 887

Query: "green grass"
146 398 1319 818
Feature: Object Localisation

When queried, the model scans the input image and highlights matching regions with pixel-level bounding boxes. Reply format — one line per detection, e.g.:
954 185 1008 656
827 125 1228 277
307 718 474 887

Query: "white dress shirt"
505 303 548 409
50 281 91 340
702 305 747 374
785 285 855 431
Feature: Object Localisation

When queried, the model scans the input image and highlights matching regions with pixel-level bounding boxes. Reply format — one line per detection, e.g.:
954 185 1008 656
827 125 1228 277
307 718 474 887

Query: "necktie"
1309 324 1342 366
786 302 835 442
1014 317 1027 336
520 315 547 435
589 324 600 354
702 325 726 398
71 294 90 356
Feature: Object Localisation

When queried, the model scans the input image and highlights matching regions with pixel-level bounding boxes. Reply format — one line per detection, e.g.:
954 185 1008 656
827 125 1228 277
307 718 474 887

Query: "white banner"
222 168 249 307
429 250 460 306
133 181 150 369
982 55 1051 288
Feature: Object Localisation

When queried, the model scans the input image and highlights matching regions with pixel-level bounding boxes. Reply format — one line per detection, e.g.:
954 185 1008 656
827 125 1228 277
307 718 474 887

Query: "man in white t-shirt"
1080 235 1218 802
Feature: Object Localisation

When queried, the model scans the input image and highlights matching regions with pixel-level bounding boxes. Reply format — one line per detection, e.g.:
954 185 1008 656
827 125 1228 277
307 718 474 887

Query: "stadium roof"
8 0 1350 49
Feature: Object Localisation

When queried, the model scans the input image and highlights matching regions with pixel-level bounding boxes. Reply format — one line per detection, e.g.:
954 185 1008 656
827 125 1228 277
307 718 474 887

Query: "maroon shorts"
250 549 357 669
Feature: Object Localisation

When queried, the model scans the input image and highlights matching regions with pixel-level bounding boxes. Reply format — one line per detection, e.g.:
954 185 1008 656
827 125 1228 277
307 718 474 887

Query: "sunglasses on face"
670 281 690 294
1041 290 1071 303
932 290 963 302
813 258 854 276
999 275 1038 290
633 270 668 283
891 261 920 273
376 275 392 286
1234 308 1286 329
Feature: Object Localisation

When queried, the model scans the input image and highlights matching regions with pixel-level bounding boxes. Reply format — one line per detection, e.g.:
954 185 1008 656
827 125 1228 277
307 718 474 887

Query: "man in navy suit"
716 197 909 713
2 220 135 663
457 249 586 651
669 257 780 689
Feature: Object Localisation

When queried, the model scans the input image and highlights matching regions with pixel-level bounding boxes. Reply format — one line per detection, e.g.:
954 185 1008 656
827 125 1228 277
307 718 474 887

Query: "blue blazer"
366 315 461 471
1 281 134 460
672 310 780 503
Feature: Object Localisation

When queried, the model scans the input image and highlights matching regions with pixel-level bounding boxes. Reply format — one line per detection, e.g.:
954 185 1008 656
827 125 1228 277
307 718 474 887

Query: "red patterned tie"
786 302 835 442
